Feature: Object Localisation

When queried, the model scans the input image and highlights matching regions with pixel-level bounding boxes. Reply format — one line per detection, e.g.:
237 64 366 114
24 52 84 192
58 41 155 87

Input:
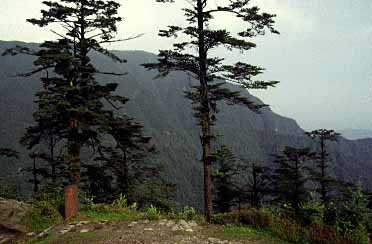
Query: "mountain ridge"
0 40 371 209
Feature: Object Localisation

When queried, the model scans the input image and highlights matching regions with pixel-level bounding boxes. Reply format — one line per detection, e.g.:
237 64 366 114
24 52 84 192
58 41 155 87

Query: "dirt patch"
15 219 276 244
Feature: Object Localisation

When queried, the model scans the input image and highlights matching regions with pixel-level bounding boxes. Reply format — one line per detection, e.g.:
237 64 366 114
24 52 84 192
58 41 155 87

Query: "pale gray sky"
1 0 372 131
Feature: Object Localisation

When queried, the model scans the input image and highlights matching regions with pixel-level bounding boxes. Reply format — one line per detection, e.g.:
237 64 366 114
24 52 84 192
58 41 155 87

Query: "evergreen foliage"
212 145 240 213
306 129 343 206
145 0 279 222
245 162 272 209
2 0 132 189
271 146 316 217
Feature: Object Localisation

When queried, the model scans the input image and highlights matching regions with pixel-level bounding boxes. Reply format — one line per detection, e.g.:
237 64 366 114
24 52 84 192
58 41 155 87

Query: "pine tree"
95 114 154 202
245 162 272 209
212 145 240 213
0 148 20 199
20 70 65 184
145 0 279 221
306 129 341 206
3 0 131 188
271 146 316 217
26 152 49 193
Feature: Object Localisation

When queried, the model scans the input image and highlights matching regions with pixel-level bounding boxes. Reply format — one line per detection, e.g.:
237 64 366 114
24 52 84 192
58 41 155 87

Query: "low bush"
238 208 273 229
177 205 197 220
24 200 63 231
145 205 161 220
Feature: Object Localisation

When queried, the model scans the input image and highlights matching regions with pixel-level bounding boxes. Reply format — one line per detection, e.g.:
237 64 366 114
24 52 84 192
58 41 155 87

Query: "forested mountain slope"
1 41 371 209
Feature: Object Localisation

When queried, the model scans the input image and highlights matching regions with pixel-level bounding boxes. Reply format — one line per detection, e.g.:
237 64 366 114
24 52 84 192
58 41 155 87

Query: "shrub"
112 193 128 210
335 183 372 243
146 205 161 220
25 200 63 231
302 224 347 244
238 208 273 229
211 213 226 225
300 199 324 226
0 183 20 200
79 191 95 211
271 217 302 243
343 225 370 244
129 202 138 211
178 206 197 220
33 185 64 210
211 212 239 225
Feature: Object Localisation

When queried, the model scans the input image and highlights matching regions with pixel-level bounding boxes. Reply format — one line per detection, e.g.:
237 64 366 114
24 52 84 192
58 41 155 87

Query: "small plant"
79 191 95 211
0 183 20 200
300 192 325 226
113 193 128 210
129 202 138 211
179 206 197 220
146 205 161 220
211 213 226 225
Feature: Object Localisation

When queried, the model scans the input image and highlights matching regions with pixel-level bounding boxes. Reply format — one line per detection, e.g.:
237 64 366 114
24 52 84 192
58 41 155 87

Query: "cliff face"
1 41 371 208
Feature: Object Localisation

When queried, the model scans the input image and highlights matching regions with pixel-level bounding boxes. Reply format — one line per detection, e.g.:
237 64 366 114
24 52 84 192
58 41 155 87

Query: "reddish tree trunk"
64 184 78 219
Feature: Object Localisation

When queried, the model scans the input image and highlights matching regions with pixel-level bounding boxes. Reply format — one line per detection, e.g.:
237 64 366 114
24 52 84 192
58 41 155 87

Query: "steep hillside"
1 41 372 209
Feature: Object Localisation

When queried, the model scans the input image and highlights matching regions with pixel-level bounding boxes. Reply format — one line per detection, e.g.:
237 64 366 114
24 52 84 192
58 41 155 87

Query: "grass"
23 201 64 232
207 225 288 244
80 209 144 222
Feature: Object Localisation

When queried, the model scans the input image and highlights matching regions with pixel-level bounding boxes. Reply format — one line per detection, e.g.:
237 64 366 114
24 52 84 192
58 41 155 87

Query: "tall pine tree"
306 129 341 206
4 0 131 189
145 0 279 221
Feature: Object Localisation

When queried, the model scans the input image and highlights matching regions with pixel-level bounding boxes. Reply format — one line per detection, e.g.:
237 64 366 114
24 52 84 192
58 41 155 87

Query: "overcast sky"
1 0 372 131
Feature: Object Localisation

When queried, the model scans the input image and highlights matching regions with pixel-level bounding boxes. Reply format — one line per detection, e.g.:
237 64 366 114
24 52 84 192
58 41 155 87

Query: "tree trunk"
320 136 326 205
197 0 213 222
69 118 80 185
33 156 38 193
50 133 56 184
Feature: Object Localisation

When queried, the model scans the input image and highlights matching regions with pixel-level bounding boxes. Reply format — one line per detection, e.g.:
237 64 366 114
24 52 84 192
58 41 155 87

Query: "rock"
128 221 138 227
185 228 194 233
59 225 74 235
171 225 183 232
80 229 89 233
37 227 52 238
94 223 104 230
178 220 189 228
188 220 198 227
143 228 153 231
76 220 90 227
37 231 48 238
0 198 31 233
166 220 175 227
59 229 70 235
26 232 35 236
208 237 222 243
143 219 150 224
158 219 167 225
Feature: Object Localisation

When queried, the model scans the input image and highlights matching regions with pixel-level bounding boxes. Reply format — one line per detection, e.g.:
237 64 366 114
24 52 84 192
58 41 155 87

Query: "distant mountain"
339 129 372 140
1 40 372 209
